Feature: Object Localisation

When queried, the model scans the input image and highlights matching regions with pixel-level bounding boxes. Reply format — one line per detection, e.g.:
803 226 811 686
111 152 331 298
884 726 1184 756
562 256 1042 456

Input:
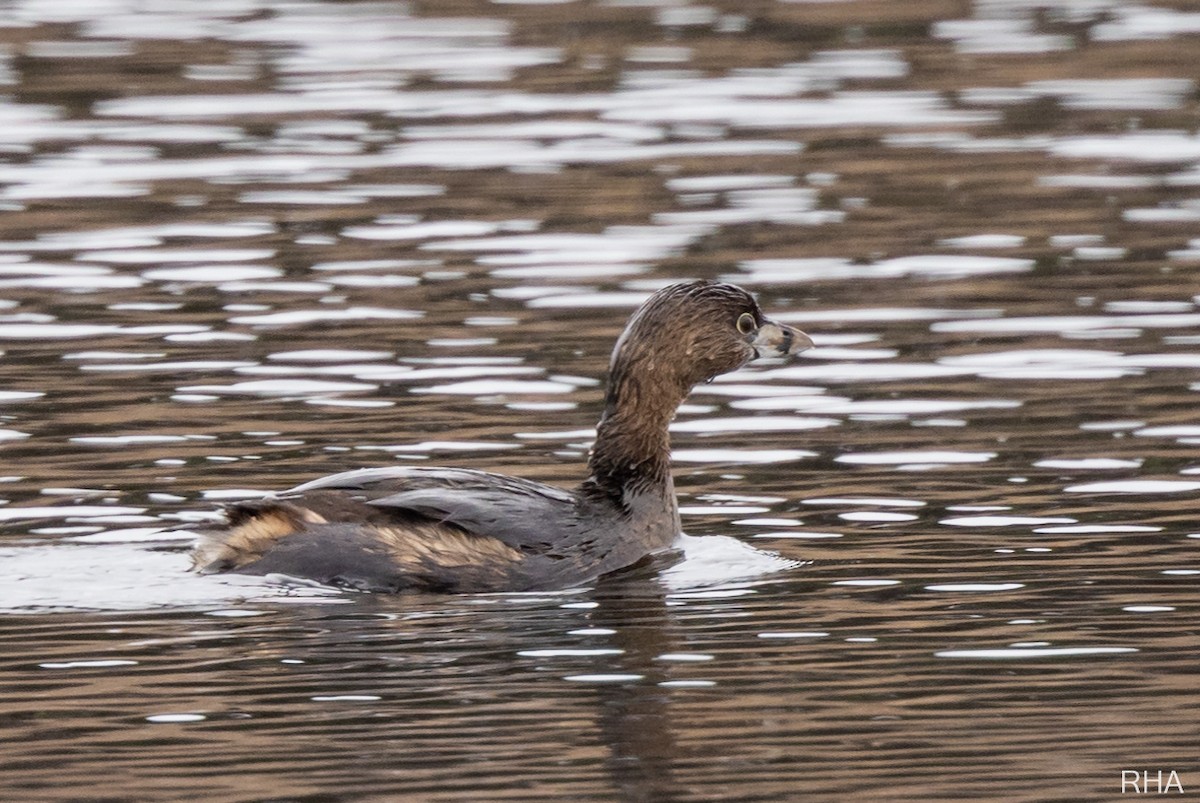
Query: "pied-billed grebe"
191 281 812 592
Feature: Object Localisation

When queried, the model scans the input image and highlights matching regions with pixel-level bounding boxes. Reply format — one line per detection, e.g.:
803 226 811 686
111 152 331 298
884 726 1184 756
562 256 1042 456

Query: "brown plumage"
191 280 812 593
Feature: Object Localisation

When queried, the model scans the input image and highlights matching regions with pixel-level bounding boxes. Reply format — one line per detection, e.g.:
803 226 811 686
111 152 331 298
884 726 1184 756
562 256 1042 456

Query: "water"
0 0 1198 799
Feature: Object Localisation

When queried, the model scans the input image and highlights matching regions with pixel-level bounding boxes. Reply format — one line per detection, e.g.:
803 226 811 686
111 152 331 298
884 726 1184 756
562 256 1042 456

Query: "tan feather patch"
191 505 326 573
369 523 524 570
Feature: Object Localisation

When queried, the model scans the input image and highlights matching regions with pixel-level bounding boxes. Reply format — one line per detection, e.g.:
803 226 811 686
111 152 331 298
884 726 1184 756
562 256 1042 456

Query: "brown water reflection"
0 0 1199 799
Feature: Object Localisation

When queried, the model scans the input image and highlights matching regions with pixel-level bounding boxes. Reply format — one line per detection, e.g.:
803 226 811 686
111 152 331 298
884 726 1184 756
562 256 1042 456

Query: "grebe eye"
736 312 756 335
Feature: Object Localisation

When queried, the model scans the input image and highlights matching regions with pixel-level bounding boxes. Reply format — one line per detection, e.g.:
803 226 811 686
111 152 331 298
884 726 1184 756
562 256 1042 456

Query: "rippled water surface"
1 0 1199 799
